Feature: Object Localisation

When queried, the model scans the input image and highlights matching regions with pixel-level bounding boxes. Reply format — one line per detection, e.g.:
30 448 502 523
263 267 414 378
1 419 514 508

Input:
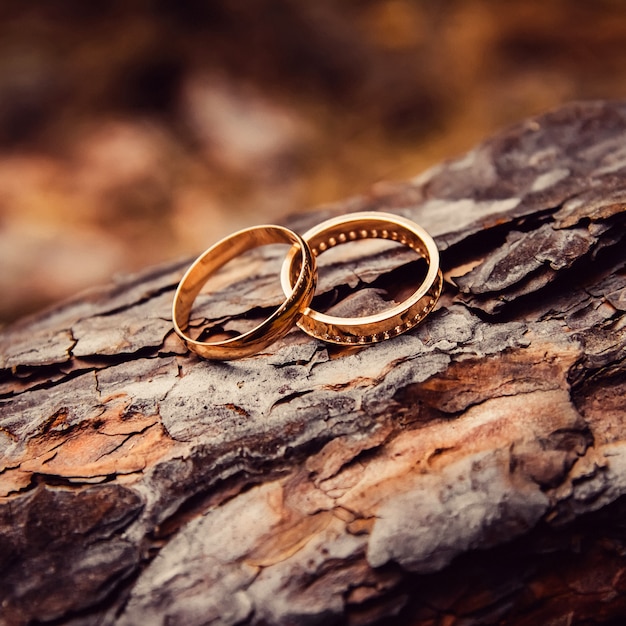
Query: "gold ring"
280 212 442 345
172 225 316 360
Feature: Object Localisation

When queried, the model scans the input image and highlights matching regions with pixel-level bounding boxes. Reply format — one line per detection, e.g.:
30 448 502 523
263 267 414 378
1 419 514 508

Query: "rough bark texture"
3 100 626 626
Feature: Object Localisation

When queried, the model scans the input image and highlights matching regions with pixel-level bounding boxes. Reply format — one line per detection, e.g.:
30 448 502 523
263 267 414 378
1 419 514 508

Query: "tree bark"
3 100 626 626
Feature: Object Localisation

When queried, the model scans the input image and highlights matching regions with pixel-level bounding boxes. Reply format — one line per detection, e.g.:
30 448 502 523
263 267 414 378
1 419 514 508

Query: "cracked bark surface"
3 100 626 625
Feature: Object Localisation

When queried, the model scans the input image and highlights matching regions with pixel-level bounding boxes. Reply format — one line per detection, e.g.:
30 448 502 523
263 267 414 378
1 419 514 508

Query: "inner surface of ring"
286 219 432 317
198 250 293 341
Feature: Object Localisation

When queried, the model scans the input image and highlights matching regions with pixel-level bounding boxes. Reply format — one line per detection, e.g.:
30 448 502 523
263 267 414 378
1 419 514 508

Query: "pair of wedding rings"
172 212 442 360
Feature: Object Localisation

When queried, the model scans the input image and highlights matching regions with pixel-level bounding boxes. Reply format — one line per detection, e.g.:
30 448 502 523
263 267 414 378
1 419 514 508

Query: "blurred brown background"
1 0 626 325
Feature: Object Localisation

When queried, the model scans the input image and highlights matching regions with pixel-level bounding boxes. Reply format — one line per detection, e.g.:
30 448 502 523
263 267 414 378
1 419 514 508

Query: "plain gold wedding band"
172 225 316 360
280 212 442 345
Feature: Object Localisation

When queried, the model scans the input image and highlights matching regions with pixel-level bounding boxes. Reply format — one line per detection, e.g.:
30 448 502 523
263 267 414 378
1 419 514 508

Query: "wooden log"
2 100 626 625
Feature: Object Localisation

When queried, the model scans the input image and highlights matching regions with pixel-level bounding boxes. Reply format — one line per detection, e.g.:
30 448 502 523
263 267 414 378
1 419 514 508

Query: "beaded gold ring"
280 212 442 345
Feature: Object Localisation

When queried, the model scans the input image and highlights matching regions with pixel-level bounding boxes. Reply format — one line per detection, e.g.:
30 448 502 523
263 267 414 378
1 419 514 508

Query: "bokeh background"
2 0 626 325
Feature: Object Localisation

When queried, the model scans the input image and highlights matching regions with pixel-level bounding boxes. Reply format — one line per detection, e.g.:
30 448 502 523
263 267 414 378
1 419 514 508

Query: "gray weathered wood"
3 100 626 625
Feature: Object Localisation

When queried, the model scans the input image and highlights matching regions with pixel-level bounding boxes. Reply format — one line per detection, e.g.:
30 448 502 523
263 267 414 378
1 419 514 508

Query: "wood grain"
2 101 626 625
